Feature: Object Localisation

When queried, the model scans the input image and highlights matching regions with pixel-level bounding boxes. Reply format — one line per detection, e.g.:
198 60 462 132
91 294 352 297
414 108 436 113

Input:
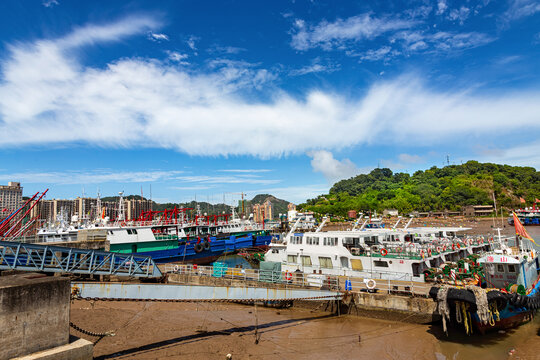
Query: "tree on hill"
300 161 540 216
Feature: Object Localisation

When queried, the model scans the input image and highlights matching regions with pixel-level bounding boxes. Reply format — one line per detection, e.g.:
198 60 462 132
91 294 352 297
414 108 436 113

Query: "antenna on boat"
359 219 369 230
315 216 328 232
403 215 414 230
351 213 363 231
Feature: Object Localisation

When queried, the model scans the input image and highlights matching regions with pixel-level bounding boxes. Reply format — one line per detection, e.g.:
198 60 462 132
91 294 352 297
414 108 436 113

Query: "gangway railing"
0 241 162 278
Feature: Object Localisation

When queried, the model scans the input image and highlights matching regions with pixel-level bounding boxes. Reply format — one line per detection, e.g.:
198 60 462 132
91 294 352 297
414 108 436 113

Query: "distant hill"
100 194 291 220
300 161 540 216
244 194 290 219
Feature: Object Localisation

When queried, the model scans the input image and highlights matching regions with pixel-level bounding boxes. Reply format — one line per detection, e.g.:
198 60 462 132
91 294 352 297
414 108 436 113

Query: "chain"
71 295 340 303
70 321 116 338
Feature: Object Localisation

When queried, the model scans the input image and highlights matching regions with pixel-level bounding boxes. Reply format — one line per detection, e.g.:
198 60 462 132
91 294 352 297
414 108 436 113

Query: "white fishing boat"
264 217 498 282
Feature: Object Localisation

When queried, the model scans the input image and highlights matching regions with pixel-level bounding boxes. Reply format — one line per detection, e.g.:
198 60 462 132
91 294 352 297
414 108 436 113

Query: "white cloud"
43 0 59 7
208 46 246 54
59 16 159 48
166 51 189 64
398 153 423 164
0 170 183 184
290 14 417 51
358 46 396 61
187 36 198 51
289 58 339 76
503 0 540 21
436 1 448 15
217 169 272 173
477 142 540 169
174 175 281 185
447 6 470 25
0 18 539 164
149 32 169 42
308 150 361 184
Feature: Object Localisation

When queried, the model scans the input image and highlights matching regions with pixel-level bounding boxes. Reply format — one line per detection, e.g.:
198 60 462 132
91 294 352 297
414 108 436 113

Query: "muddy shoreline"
70 299 540 360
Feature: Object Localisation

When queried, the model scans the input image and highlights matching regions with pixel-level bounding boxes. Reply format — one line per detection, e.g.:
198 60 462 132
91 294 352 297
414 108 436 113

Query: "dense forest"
300 161 540 216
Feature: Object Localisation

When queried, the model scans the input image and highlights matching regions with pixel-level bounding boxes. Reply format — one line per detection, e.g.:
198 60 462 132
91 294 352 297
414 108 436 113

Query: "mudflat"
70 299 540 360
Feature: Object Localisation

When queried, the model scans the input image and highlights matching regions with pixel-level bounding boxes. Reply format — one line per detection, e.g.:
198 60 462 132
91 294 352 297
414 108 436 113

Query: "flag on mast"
519 197 526 204
513 212 536 245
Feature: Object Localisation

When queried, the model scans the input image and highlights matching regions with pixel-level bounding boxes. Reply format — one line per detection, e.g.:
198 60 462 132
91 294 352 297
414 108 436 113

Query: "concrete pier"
0 273 92 360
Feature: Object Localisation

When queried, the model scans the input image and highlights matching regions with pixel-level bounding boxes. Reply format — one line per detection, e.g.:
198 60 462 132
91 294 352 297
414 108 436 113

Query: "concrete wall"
0 274 70 359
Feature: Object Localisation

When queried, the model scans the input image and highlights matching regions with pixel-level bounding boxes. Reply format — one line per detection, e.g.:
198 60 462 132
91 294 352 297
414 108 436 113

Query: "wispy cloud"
166 51 189 64
43 0 59 8
447 6 470 25
208 45 246 54
289 58 340 76
0 18 539 164
217 169 272 173
290 14 417 51
502 0 540 21
149 32 169 42
174 175 281 185
0 170 183 184
436 1 448 15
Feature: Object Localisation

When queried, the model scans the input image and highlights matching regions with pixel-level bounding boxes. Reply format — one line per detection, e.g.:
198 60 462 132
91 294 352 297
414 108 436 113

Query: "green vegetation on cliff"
300 161 540 216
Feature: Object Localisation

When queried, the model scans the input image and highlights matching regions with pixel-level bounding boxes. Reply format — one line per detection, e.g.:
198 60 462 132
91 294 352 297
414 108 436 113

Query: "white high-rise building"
0 182 23 218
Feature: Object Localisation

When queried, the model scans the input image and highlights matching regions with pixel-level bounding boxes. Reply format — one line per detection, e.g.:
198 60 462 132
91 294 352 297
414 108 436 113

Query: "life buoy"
452 244 456 251
442 245 447 251
427 248 432 257
121 222 127 227
420 250 425 259
456 243 461 249
365 279 376 290
436 246 442 253
173 265 179 272
285 271 292 281
380 248 388 256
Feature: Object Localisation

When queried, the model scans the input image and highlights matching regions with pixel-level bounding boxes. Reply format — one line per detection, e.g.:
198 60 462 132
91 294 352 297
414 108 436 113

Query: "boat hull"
119 234 273 265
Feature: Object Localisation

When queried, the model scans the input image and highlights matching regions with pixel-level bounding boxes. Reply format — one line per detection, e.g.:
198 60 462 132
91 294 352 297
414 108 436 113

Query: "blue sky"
0 0 539 204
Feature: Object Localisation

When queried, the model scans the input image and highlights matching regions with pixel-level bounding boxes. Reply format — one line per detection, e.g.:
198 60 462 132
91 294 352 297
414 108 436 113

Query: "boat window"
365 236 378 246
497 264 504 272
301 256 312 266
323 237 338 246
343 237 354 245
319 257 333 269
507 264 516 273
287 255 297 263
373 260 389 268
290 236 303 245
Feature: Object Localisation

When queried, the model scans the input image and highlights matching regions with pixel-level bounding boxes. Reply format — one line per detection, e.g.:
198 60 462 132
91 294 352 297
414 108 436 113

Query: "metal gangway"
0 241 162 278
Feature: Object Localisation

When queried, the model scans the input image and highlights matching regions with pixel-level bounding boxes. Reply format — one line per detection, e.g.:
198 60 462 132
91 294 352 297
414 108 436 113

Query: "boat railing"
162 263 432 296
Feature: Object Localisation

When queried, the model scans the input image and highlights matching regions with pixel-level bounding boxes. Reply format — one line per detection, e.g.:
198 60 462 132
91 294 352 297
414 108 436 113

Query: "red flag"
536 198 540 203
513 212 536 245
520 197 526 204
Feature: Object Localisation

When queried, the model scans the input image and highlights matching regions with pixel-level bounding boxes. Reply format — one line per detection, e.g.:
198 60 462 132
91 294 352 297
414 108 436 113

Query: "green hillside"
300 161 540 216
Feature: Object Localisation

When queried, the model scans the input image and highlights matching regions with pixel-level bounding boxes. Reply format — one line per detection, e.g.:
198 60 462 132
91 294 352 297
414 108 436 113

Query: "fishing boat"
508 205 540 225
429 213 540 334
264 216 495 282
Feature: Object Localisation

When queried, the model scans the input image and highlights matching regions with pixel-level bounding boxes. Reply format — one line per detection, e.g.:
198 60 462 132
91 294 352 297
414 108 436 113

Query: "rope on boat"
435 286 451 334
466 285 490 325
